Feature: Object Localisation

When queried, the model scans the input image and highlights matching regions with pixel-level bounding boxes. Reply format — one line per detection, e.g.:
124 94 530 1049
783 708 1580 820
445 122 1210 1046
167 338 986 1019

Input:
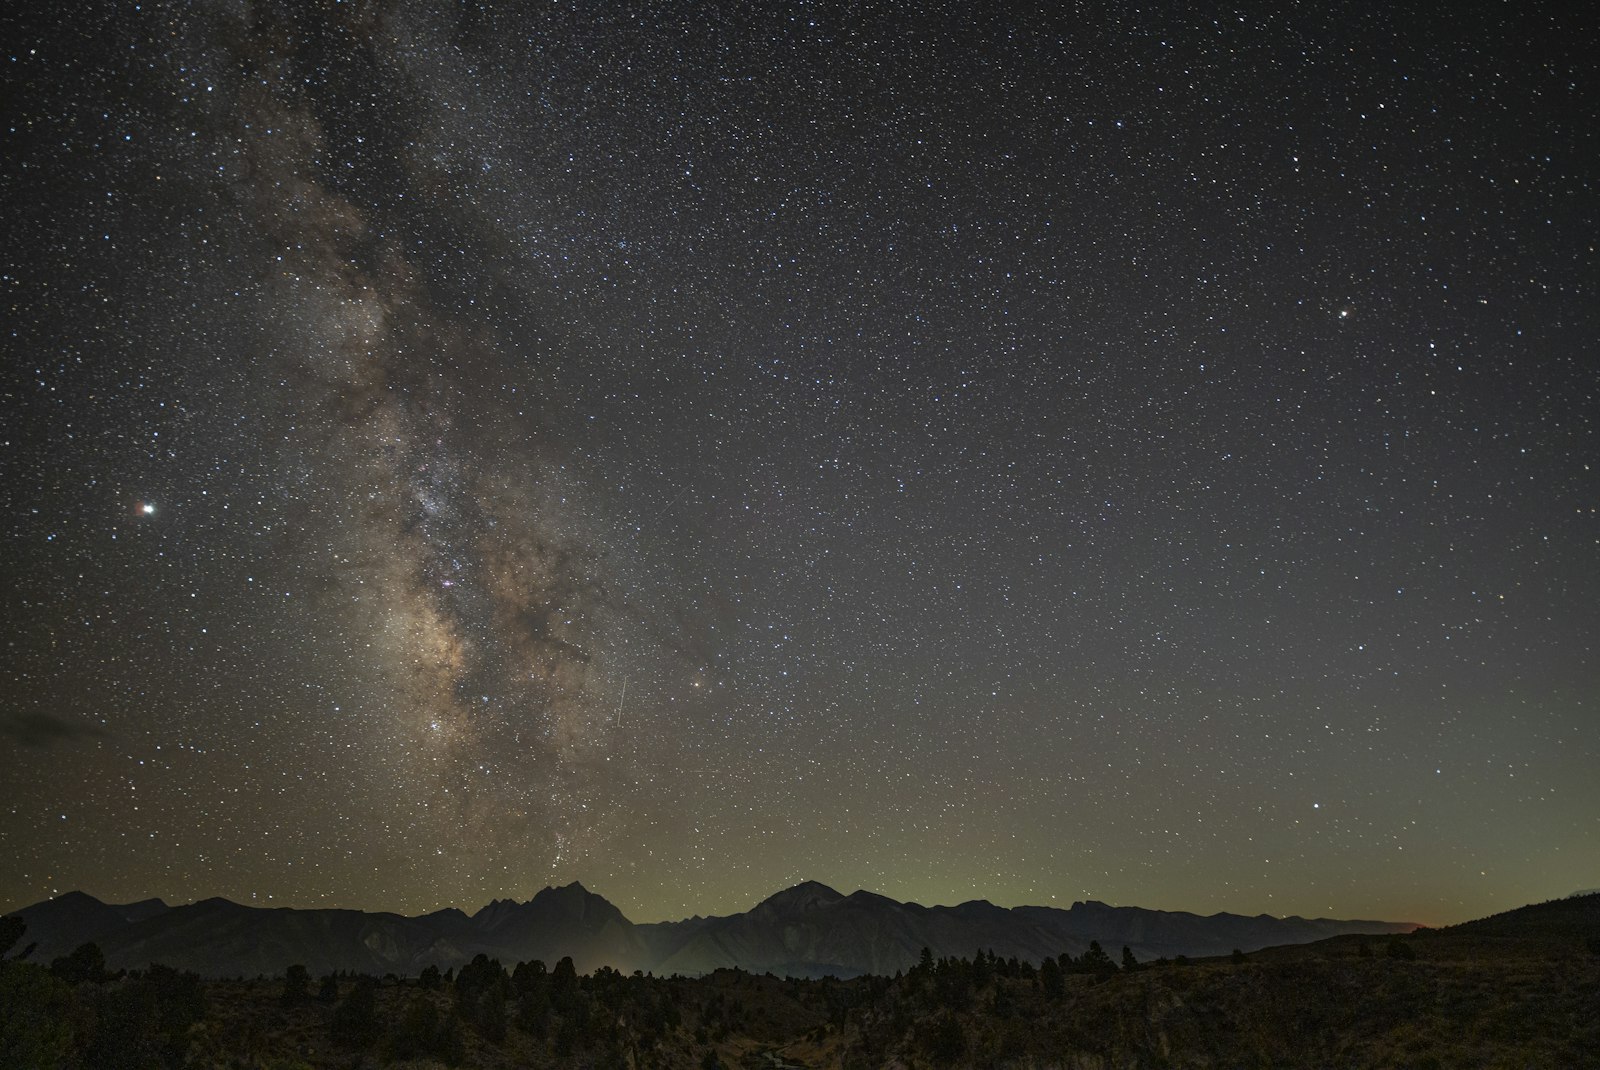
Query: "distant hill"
6 890 169 960
6 881 1415 979
637 882 1080 977
11 883 644 977
1432 890 1600 947
637 881 1414 977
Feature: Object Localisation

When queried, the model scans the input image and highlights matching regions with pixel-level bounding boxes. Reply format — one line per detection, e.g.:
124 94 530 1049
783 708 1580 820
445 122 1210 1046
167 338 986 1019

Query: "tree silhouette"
454 953 510 1043
390 993 465 1063
517 985 552 1037
1039 955 1064 998
279 963 310 1005
80 963 206 1069
512 957 546 996
552 955 578 995
1387 937 1417 961
50 942 106 985
920 1010 967 1064
332 977 380 1048
1121 946 1139 971
1079 941 1116 977
0 917 27 959
0 954 73 1066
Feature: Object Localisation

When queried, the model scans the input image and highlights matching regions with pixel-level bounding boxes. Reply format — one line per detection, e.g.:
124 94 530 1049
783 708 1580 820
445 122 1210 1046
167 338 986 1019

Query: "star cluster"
2 1 1595 925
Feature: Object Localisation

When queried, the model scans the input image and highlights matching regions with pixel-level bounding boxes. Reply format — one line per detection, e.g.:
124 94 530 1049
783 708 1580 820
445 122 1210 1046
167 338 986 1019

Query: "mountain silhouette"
7 881 1415 978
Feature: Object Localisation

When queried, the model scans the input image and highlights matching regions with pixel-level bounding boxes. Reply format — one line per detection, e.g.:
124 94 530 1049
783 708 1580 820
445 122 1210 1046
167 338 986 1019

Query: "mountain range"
7 881 1415 979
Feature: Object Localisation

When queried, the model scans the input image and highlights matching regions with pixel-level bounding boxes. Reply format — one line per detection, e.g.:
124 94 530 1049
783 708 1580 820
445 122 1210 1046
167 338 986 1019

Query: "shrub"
279 964 310 1005
331 977 380 1048
919 1011 967 1065
51 943 107 985
0 961 73 1068
1388 938 1417 961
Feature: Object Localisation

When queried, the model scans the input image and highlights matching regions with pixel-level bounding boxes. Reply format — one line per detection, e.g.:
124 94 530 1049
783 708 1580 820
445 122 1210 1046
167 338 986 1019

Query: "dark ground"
3 894 1597 1068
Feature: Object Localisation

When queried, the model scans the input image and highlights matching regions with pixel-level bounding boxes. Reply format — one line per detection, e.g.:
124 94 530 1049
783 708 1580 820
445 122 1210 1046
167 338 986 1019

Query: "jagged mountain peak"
48 890 104 906
753 881 845 913
471 898 525 926
465 883 629 936
125 897 169 910
845 889 898 907
530 881 602 905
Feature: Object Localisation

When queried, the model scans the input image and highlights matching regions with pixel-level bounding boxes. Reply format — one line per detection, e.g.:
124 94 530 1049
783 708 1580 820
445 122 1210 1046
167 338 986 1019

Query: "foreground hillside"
2 894 1595 1069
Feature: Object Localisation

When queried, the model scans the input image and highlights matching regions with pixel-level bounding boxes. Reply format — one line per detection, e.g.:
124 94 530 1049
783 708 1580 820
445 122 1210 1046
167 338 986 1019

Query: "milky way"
2 1 1596 924
233 31 633 865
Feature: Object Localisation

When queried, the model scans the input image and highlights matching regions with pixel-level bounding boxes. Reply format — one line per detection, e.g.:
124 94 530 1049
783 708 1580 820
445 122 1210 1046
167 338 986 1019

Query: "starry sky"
2 1 1595 927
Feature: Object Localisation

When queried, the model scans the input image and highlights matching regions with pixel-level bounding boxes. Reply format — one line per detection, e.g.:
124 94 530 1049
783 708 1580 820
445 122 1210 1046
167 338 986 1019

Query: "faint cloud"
0 711 111 749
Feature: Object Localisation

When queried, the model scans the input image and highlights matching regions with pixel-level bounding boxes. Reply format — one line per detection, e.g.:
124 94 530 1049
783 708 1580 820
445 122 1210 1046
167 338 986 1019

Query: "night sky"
3 2 1595 928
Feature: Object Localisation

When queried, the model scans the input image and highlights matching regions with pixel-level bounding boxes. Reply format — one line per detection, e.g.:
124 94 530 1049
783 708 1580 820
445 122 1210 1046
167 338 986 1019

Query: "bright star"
140 502 156 515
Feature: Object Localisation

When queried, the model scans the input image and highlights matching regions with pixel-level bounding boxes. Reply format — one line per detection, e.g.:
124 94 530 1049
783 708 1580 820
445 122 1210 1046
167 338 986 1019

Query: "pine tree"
279 963 310 1005
1079 940 1116 977
1039 955 1064 998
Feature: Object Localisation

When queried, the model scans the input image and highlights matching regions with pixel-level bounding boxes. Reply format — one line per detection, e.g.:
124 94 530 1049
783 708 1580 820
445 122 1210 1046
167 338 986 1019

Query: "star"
0 1 1588 928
